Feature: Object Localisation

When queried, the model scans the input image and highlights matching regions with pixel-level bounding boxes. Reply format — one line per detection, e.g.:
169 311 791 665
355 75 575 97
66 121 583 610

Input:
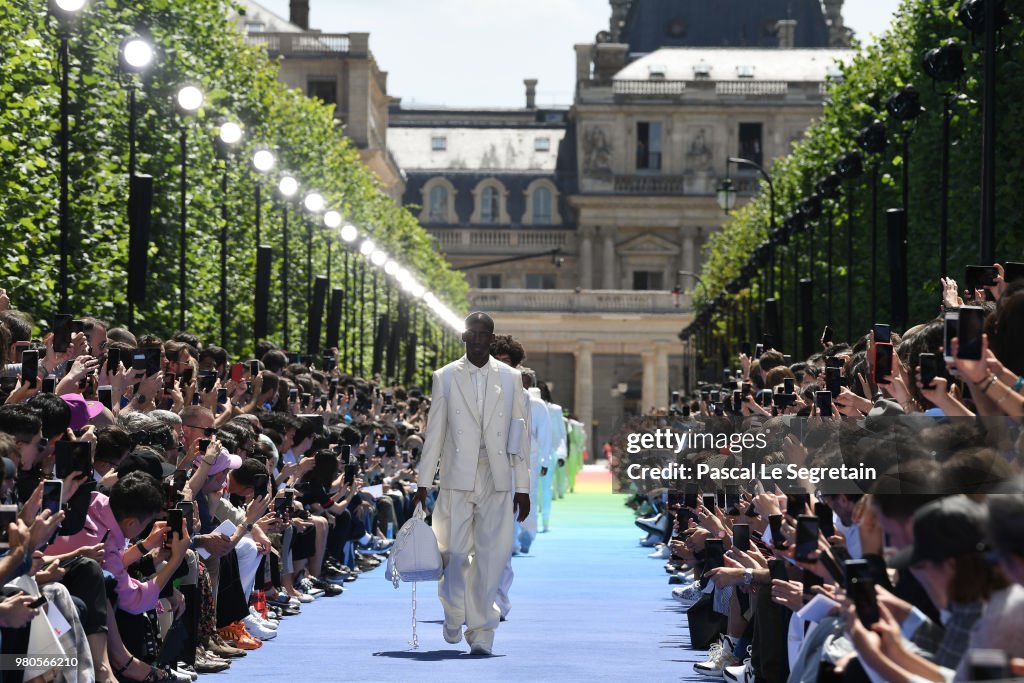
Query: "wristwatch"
245 522 255 532
134 541 149 555
741 568 754 587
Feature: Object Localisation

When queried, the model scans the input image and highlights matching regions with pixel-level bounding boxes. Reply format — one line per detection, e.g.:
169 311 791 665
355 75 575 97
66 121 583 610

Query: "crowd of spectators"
0 286 428 681
618 265 1024 681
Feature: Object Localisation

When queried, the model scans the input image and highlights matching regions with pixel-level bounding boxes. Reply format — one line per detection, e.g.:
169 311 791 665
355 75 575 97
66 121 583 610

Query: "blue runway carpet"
219 484 705 681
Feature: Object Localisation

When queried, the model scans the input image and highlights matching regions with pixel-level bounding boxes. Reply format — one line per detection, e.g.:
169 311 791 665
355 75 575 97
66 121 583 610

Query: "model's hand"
412 488 428 513
513 492 530 523
540 467 548 477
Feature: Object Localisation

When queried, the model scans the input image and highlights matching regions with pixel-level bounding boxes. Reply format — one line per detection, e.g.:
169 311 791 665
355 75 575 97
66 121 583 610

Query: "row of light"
111 28 465 333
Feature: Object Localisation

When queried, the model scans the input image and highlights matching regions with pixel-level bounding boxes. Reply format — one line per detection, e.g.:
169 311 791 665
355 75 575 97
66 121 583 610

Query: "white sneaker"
694 634 738 678
648 544 671 559
242 614 277 640
639 533 661 547
723 647 755 682
672 583 703 607
249 607 278 629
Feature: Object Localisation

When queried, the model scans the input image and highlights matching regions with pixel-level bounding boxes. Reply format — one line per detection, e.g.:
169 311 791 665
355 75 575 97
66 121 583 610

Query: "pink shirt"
48 491 162 614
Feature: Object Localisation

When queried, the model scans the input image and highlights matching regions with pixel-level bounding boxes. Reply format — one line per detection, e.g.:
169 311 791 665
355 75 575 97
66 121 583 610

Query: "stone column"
682 233 696 277
574 340 594 439
654 342 670 408
602 225 616 290
641 350 656 414
579 226 594 289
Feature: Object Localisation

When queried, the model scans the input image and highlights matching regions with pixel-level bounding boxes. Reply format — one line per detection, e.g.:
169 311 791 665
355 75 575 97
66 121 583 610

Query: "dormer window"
736 65 755 79
535 137 551 152
648 64 667 80
693 61 712 79
431 136 447 151
826 65 844 83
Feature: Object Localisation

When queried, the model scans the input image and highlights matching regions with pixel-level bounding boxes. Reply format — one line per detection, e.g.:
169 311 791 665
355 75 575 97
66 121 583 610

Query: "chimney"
524 79 538 109
776 19 796 49
289 0 309 30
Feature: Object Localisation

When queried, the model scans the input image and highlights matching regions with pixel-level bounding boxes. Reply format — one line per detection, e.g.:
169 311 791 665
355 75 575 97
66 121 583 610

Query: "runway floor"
219 466 705 681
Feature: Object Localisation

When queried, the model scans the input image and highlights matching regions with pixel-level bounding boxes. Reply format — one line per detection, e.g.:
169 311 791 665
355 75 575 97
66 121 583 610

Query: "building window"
736 65 755 79
535 137 551 152
478 274 502 289
636 121 662 171
480 186 500 224
428 185 448 223
532 187 552 225
307 79 337 105
633 270 664 291
525 274 557 290
246 22 265 33
431 136 447 151
738 123 763 166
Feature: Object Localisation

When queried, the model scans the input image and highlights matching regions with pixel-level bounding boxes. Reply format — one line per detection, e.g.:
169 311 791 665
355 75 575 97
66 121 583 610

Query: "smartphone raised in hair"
966 264 999 290
786 492 810 519
1003 262 1024 284
732 389 742 414
767 558 789 582
768 514 784 549
850 577 880 627
0 504 18 549
144 347 161 377
820 325 833 345
873 323 892 344
52 314 72 353
825 366 841 398
177 501 195 538
217 388 228 405
98 385 113 411
918 352 940 389
943 310 959 363
702 493 717 512
761 389 774 408
703 538 725 572
683 483 699 510
54 441 92 479
42 480 63 516
956 305 985 361
163 372 176 393
733 523 751 552
843 558 871 592
795 515 819 563
21 350 38 389
814 501 835 539
783 377 794 395
165 508 184 544
344 463 357 486
230 363 244 383
815 390 833 417
873 342 894 384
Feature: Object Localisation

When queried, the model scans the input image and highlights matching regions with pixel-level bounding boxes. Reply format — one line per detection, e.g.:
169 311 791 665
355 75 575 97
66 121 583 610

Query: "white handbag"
386 506 443 649
386 506 443 585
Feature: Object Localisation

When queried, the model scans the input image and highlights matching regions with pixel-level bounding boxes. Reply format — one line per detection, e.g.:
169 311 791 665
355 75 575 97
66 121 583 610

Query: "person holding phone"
412 312 530 656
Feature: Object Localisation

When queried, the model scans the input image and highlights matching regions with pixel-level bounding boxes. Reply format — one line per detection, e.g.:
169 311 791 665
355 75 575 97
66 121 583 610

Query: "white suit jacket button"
497 431 502 436
456 409 461 414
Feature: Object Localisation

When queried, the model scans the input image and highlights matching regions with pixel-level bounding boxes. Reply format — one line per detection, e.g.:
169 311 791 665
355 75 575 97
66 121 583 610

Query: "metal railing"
430 228 575 253
612 174 687 195
245 32 351 56
613 80 687 96
716 81 788 96
468 288 685 314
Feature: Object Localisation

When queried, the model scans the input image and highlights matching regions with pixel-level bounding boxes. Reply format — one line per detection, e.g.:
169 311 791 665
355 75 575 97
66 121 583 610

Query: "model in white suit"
413 313 530 656
520 382 551 552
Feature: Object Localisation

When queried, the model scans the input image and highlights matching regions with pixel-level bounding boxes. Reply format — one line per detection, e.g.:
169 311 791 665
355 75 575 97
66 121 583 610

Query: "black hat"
117 451 175 482
909 495 988 566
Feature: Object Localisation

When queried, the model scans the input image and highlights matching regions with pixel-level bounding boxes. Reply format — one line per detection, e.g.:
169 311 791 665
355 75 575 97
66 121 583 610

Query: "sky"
257 0 904 108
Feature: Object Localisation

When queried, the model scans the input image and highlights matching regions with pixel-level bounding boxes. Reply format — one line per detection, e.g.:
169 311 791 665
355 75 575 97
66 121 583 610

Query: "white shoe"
297 578 325 597
694 634 738 678
639 533 661 547
443 624 462 644
723 647 755 682
635 513 669 536
469 643 491 656
242 614 277 640
672 583 703 607
648 544 670 559
249 607 278 629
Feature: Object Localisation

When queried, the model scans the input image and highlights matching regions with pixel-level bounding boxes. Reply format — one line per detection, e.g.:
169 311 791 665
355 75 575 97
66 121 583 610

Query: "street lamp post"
49 0 87 313
175 84 203 330
278 175 299 348
215 120 243 346
117 34 154 327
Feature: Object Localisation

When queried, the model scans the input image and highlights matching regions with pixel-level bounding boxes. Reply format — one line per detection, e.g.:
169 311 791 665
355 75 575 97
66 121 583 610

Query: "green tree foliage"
697 0 1024 350
0 0 466 381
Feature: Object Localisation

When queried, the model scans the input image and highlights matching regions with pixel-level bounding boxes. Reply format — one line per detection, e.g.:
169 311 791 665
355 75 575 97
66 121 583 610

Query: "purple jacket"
48 491 162 614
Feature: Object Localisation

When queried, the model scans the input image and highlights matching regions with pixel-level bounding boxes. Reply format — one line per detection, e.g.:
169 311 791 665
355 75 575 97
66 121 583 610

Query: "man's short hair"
758 350 786 374
199 345 228 368
28 393 72 439
254 340 277 360
0 405 41 439
232 458 268 487
109 471 164 522
0 311 32 343
106 327 137 347
262 350 287 373
464 311 494 333
988 494 1024 559
95 425 133 465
